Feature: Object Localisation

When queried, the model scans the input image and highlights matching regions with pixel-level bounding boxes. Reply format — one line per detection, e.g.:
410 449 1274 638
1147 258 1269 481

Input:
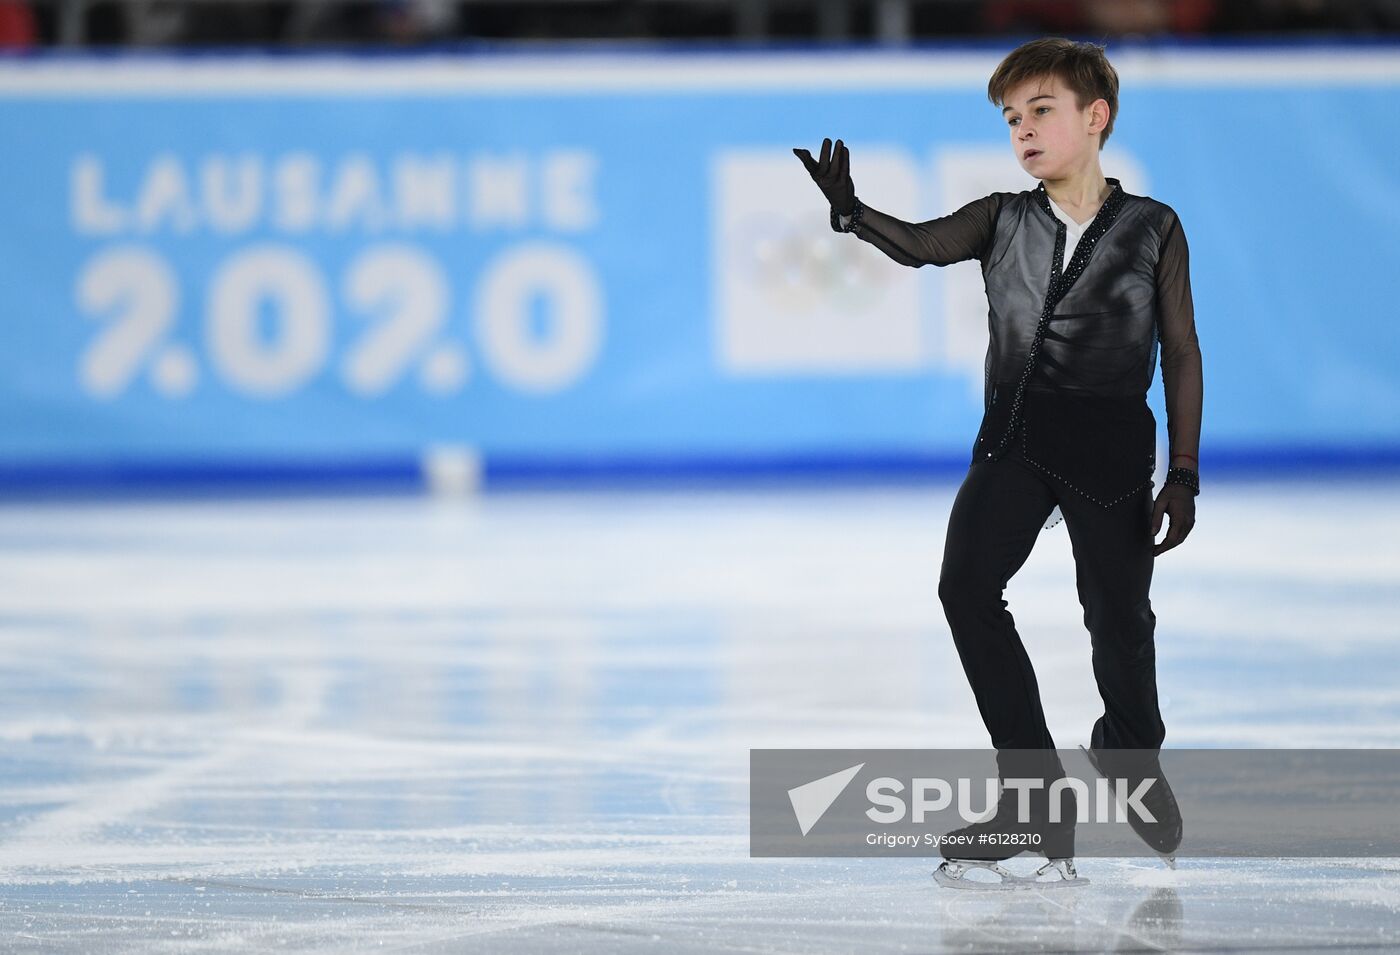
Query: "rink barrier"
1 444 1398 499
1 45 1397 491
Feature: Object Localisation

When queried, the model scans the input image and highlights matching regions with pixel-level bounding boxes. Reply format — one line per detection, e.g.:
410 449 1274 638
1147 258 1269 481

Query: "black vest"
971 178 1172 508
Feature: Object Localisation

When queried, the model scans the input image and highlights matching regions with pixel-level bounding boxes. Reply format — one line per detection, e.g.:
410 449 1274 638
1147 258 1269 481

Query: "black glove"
793 137 855 217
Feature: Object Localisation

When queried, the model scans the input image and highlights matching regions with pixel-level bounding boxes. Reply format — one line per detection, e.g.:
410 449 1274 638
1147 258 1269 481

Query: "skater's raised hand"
1151 485 1195 556
793 137 856 217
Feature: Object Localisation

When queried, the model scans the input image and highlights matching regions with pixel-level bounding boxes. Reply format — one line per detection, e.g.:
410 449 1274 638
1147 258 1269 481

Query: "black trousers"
938 438 1166 771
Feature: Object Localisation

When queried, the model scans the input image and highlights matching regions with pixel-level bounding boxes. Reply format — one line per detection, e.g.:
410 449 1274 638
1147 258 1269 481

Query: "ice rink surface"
2 474 1399 952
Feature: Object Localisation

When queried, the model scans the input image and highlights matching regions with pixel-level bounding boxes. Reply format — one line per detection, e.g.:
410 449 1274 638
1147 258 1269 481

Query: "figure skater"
795 36 1202 888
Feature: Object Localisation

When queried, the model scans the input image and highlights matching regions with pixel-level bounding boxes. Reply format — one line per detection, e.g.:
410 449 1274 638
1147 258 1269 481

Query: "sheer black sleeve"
1155 210 1203 471
832 193 1000 267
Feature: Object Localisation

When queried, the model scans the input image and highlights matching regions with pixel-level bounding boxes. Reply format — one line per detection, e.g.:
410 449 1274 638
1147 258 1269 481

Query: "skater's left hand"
1151 485 1195 556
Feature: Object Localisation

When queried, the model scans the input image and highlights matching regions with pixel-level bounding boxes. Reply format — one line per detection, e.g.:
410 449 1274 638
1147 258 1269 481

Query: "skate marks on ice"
0 483 1397 950
931 857 1400 952
6 858 1399 953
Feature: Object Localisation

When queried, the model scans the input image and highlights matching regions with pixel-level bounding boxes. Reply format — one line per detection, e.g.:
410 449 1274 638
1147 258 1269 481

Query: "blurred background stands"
3 0 1400 52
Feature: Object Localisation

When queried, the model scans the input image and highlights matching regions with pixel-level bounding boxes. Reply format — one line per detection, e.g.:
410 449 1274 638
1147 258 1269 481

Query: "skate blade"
932 860 1089 891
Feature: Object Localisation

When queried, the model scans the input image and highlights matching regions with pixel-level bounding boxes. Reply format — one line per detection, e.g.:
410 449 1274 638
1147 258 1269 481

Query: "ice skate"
933 855 1087 891
932 773 1088 890
1080 733 1182 869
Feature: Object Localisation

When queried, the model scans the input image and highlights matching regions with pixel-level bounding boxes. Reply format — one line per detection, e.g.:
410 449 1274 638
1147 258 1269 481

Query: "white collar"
1048 197 1086 231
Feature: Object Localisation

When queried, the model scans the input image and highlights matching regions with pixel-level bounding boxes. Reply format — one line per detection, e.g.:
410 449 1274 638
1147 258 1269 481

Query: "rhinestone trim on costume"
830 197 865 234
1164 466 1200 495
1018 430 1155 508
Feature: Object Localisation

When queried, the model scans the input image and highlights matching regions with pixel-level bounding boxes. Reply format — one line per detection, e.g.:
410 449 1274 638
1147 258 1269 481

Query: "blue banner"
0 49 1397 485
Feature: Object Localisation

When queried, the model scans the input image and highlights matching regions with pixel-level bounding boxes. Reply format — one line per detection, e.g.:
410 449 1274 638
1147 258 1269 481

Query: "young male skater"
795 37 1202 887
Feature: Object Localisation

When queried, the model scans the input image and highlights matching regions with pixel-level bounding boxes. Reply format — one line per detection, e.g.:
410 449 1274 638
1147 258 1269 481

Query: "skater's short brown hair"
987 37 1119 149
